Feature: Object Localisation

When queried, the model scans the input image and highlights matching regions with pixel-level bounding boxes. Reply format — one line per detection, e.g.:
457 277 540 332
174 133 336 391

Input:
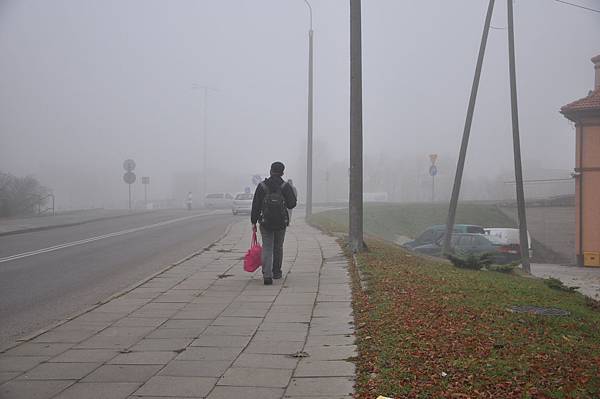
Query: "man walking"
251 161 297 285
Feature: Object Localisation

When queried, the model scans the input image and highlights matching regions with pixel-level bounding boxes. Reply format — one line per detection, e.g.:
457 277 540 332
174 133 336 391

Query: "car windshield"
235 194 253 200
466 226 485 234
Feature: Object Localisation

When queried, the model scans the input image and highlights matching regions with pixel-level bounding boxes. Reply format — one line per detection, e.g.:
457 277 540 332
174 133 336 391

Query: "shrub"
544 277 578 293
446 251 494 270
487 261 520 273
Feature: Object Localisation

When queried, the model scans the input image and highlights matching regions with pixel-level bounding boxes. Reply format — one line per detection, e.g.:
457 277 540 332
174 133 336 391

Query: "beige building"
560 54 600 267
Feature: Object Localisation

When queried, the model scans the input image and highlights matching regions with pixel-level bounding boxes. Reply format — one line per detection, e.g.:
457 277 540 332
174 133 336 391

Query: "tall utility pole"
507 0 530 273
192 84 216 200
349 0 363 252
443 0 495 254
304 0 314 219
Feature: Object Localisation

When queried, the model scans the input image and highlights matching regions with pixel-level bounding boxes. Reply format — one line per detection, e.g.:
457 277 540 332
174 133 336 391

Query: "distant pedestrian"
251 161 297 285
186 191 193 211
287 179 298 222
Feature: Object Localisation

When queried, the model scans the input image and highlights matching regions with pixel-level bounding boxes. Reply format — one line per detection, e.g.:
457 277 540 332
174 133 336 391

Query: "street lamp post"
303 0 314 219
192 84 217 201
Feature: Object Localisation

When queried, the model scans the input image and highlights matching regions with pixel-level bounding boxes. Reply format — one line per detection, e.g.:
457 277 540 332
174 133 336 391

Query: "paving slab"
303 345 357 361
134 376 217 397
294 360 355 377
158 360 231 377
4 343 73 357
50 349 118 363
201 325 258 336
31 329 98 344
17 362 100 380
285 377 355 397
233 353 298 370
252 330 307 342
305 334 355 347
190 335 251 348
206 386 285 399
113 318 167 328
160 319 211 330
130 338 192 352
217 367 292 388
245 340 304 355
0 356 49 372
83 365 162 382
0 379 74 399
108 351 176 365
175 347 243 362
53 382 140 399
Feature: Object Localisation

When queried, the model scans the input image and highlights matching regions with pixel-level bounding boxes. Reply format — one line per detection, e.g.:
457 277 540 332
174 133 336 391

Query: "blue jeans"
259 226 286 279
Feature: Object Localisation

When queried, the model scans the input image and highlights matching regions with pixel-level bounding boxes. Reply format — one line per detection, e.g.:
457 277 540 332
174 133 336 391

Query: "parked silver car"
232 193 253 215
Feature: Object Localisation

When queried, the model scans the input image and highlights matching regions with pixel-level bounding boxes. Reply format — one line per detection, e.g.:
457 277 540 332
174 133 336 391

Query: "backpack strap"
259 181 269 195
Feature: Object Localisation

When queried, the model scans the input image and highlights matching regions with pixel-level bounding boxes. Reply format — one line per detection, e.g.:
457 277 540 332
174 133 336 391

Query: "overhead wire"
553 0 600 14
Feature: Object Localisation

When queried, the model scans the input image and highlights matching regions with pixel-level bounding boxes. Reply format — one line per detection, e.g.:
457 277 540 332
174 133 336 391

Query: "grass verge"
310 216 600 398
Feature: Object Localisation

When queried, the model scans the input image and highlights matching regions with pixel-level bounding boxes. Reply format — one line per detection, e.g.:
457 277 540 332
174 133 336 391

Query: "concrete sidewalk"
531 263 600 299
0 220 356 398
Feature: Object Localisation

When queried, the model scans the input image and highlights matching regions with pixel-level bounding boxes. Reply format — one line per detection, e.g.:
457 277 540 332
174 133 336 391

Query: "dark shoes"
273 273 282 280
263 277 273 285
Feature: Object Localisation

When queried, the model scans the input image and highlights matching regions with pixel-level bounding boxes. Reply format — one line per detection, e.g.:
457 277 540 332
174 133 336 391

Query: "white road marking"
0 212 222 264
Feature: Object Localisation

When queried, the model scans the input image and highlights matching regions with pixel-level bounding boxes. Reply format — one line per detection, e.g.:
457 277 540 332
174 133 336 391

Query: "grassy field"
310 213 600 397
312 203 515 242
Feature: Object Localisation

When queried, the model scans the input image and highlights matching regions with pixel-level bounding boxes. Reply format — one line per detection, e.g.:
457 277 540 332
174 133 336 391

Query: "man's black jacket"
251 176 297 225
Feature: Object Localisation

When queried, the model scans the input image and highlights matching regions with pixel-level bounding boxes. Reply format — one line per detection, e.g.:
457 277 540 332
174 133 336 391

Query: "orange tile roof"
560 87 600 121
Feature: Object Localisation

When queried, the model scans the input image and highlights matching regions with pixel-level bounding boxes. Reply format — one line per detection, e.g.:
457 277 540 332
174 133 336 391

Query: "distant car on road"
204 193 234 209
412 232 501 260
403 224 485 250
232 193 253 215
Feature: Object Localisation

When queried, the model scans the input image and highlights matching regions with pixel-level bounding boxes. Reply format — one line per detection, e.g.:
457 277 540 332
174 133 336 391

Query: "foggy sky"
1 0 599 208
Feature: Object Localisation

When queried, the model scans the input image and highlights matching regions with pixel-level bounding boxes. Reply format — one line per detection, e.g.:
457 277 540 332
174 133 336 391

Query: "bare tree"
0 172 49 217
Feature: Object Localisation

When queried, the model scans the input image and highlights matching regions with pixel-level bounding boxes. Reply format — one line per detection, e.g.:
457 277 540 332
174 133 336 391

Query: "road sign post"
142 176 150 207
123 160 136 211
429 154 438 202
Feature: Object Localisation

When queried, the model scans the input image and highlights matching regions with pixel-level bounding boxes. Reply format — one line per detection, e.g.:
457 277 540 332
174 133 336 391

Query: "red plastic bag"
244 230 262 272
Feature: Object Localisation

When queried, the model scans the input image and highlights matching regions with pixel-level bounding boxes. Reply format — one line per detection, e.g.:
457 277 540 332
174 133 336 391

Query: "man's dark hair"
270 161 285 176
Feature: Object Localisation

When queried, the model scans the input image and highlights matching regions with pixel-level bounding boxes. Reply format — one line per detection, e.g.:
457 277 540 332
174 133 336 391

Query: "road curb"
0 221 235 354
0 210 156 237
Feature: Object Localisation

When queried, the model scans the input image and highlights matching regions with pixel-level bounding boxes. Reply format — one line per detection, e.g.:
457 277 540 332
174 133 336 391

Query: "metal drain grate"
509 305 571 316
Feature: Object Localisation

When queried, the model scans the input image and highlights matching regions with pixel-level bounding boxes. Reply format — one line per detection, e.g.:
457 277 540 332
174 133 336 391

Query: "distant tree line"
0 172 49 217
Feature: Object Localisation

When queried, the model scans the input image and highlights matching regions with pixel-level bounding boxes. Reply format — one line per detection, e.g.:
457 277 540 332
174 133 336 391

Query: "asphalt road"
0 209 238 349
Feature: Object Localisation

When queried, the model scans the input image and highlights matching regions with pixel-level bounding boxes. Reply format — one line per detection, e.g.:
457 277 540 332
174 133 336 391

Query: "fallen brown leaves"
345 239 600 399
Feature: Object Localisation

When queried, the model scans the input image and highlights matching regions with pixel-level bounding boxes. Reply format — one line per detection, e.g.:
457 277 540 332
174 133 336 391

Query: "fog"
1 0 598 210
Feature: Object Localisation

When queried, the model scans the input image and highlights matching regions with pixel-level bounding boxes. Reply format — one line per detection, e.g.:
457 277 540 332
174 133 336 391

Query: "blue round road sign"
123 171 136 184
429 165 438 177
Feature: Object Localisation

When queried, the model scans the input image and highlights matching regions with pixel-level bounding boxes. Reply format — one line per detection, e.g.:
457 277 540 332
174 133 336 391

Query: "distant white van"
484 228 533 259
204 193 234 209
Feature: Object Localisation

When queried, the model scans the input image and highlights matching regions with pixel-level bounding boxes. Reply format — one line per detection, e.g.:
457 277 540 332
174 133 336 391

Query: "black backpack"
259 181 289 230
